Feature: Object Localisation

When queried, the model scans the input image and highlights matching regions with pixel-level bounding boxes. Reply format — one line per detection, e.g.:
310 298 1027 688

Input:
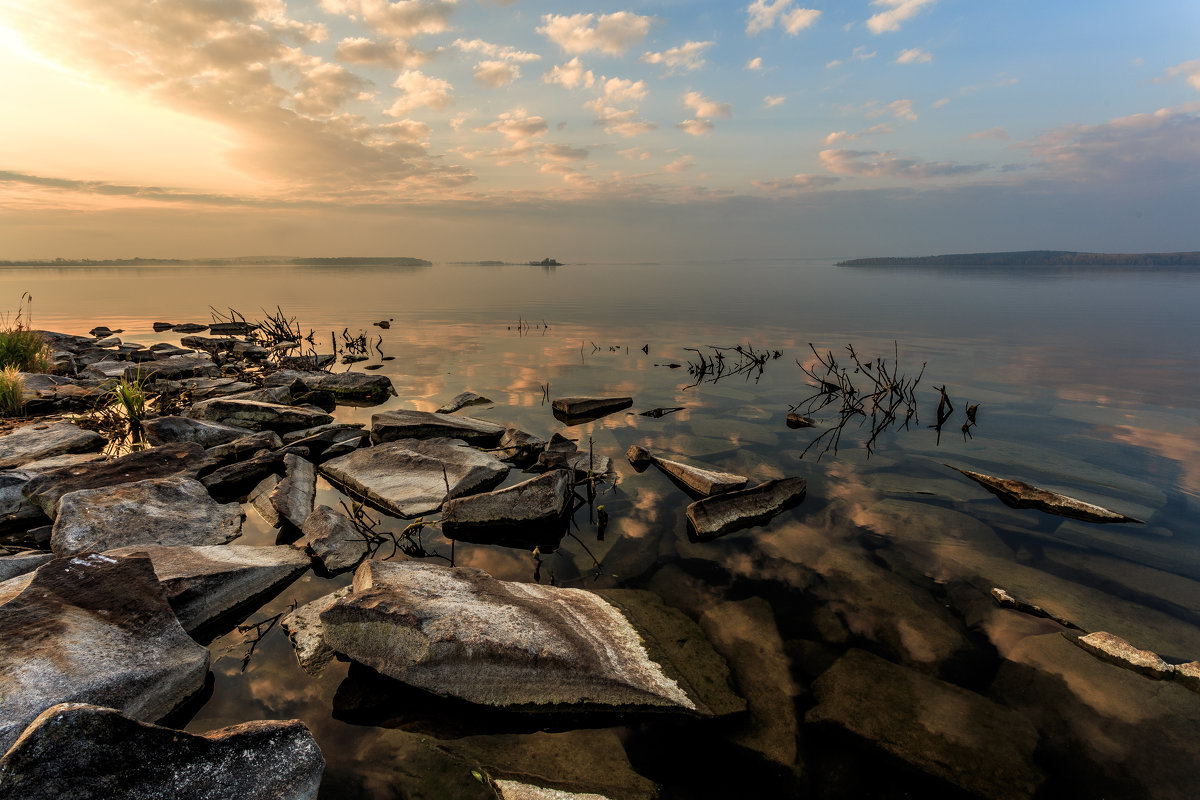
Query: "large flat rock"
441 470 573 540
685 477 807 540
0 422 105 470
186 398 333 432
265 369 394 404
0 703 323 800
51 475 244 557
320 438 509 518
319 560 743 715
0 553 211 753
807 649 1043 800
104 544 310 633
551 396 634 424
281 586 352 676
371 409 505 446
142 415 255 448
270 453 316 528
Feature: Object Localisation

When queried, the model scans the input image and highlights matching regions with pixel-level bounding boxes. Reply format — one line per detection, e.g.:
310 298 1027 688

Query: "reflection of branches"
231 602 296 672
793 342 925 460
684 343 781 389
339 499 451 564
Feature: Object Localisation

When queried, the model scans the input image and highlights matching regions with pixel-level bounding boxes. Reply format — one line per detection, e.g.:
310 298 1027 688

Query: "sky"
1 0 1198 261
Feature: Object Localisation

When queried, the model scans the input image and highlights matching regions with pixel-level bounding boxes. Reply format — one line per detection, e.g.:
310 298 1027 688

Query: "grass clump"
0 366 25 417
0 292 51 373
107 371 149 427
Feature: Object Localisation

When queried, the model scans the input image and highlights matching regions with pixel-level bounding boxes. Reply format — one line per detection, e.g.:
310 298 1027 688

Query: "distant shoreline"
0 256 432 267
837 250 1200 267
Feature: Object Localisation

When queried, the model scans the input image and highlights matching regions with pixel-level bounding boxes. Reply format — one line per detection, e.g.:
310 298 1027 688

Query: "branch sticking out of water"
684 342 781 389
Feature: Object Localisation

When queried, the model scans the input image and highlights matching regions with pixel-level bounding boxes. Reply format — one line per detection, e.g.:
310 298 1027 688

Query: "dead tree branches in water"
684 342 782 389
793 342 925 459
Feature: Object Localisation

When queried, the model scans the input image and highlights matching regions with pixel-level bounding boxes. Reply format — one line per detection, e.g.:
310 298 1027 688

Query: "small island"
837 250 1200 267
0 256 432 267
529 257 562 266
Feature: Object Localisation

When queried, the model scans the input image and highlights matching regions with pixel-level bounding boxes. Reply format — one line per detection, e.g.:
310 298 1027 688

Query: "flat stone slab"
142 415 255 448
0 553 211 754
281 586 352 676
22 442 211 519
0 550 53 582
0 703 322 800
441 470 573 541
270 453 316 528
263 370 394 404
436 391 493 414
320 438 509 518
1 453 107 532
51 475 244 557
685 477 807 540
320 560 743 716
949 466 1142 523
104 544 310 633
0 422 105 470
187 398 333 432
643 450 747 497
551 396 633 423
135 353 219 381
1068 631 1200 693
807 649 1044 800
296 506 369 574
371 409 505 446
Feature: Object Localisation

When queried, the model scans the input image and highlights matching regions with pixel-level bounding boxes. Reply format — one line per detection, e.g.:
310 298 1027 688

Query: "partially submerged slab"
269 453 317 528
635 447 748 497
436 390 493 414
0 703 323 800
551 396 633 424
371 409 505 446
51 475 244 557
281 586 352 675
685 477 807 540
441 470 573 545
319 560 742 716
0 422 105 470
1067 631 1200 694
0 553 211 753
320 438 509 518
948 466 1142 523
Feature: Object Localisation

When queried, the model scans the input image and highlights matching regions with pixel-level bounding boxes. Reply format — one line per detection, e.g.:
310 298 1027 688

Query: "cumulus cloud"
896 48 932 64
678 118 715 136
1162 60 1200 90
641 41 714 73
683 91 732 120
475 107 549 161
824 123 893 144
751 173 840 192
819 148 987 178
386 70 453 115
379 119 431 141
826 59 843 68
334 37 429 68
746 57 764 70
538 12 654 56
589 105 657 137
853 46 876 61
541 143 589 162
764 95 786 108
544 57 596 89
866 0 937 34
473 60 520 87
597 77 648 105
292 62 373 115
453 38 541 63
320 0 458 39
746 1 821 36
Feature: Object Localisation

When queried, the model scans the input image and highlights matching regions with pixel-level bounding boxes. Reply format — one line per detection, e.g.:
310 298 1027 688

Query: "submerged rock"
685 477 807 540
992 587 1081 629
0 553 211 753
1067 630 1200 694
0 703 322 800
949 466 1142 523
51 475 244 557
0 422 105 470
441 470 573 545
296 506 369 575
551 396 633 423
320 438 509 518
320 560 743 715
142 415 254 448
371 409 505 446
436 391 493 414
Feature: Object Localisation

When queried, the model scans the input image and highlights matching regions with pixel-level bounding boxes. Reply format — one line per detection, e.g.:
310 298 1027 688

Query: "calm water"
5 259 1200 797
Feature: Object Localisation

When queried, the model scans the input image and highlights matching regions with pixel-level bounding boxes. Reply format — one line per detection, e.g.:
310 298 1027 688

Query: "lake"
4 258 1200 797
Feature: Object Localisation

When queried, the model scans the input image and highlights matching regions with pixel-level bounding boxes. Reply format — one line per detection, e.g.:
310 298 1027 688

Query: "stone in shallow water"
280 586 352 676
51 475 244 557
269 453 316 528
436 390 493 414
948 466 1142 523
441 470 573 542
0 553 210 753
685 477 806 540
806 648 1044 800
295 505 369 575
551 396 633 423
371 408 505 446
0 421 105 470
320 437 509 518
0 703 323 800
639 448 747 497
319 560 743 715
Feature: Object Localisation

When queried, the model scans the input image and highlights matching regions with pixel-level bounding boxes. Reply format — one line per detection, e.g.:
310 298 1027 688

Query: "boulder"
685 477 807 540
51 475 244 557
806 649 1043 800
269 454 316 528
436 391 492 414
171 323 208 333
178 335 240 354
371 409 505 446
551 396 633 423
280 586 352 675
201 449 289 503
320 560 743 715
495 427 543 466
104 544 310 633
21 442 211 519
296 506 368 574
320 438 509 518
268 370 395 404
949 466 1142 524
0 553 210 753
0 550 53 582
1 453 106 532
441 470 573 544
142 415 254 448
187 398 333 432
208 320 257 335
204 431 283 469
0 422 105 469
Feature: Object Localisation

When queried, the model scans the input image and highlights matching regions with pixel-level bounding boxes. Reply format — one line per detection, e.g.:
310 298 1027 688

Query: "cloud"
665 155 696 172
1162 60 1200 90
678 119 715 136
896 48 932 64
589 105 657 137
853 46 876 61
538 12 654 55
751 173 841 193
866 0 937 34
746 57 763 70
541 143 589 162
764 95 786 108
320 0 458 39
544 57 596 90
932 97 950 108
641 41 714 73
597 77 648 104
967 126 1010 141
379 119 431 141
386 70 453 115
745 1 821 36
826 59 843 68
819 148 987 178
292 62 373 116
334 37 429 68
824 123 893 144
453 38 541 63
682 91 732 120
473 60 520 87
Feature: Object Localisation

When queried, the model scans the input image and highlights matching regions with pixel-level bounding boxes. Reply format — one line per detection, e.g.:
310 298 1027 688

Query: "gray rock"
132 353 219 381
104 544 310 633
1068 630 1200 694
644 450 747 496
280 424 368 461
807 649 1044 800
205 430 283 468
436 391 492 414
281 421 365 445
625 444 652 469
208 321 257 336
320 438 509 518
280 586 352 675
171 322 208 333
22 442 212 519
296 506 368 574
270 454 316 528
51 475 244 557
441 470 573 540
279 371 394 404
178 335 240 354
249 474 282 527
142 415 255 448
0 422 105 469
148 343 194 357
685 477 807 540
201 449 289 503
320 560 743 715
551 396 633 423
187 398 333 432
83 360 129 379
153 377 255 400
495 427 543 465
2 453 106 532
0 703 321 800
0 553 210 753
221 385 294 405
949 466 1142 523
278 354 335 370
0 551 53 582
371 409 505 446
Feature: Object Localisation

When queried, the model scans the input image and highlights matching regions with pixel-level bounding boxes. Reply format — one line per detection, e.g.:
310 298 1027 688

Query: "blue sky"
1 1 1198 260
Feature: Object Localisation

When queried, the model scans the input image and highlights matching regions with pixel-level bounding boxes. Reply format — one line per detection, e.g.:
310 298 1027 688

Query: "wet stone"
495 427 543 466
551 396 633 423
686 477 807 540
280 586 352 676
187 398 333 432
0 422 105 470
441 470 573 543
949 466 1142 524
142 415 255 448
649 452 747 497
296 505 369 575
436 391 493 414
371 409 505 446
1069 631 1177 681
